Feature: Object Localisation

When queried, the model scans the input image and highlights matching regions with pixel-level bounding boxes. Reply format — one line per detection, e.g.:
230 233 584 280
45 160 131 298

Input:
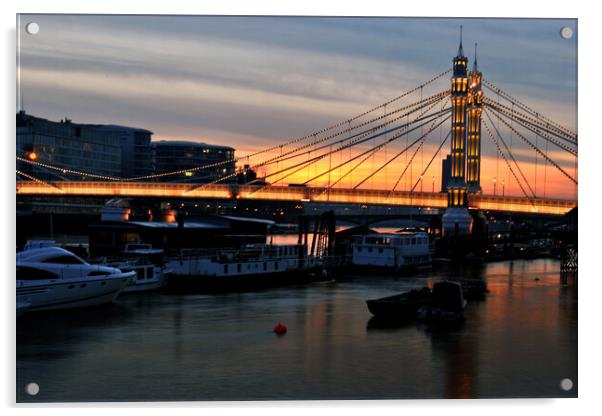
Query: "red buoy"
273 323 287 335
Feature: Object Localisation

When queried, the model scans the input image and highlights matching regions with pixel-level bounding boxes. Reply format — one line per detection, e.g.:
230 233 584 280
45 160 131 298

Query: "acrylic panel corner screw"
25 382 40 396
560 26 573 39
25 22 39 35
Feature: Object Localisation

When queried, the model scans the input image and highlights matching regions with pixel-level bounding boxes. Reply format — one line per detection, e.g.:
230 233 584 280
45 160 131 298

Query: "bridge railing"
16 181 576 215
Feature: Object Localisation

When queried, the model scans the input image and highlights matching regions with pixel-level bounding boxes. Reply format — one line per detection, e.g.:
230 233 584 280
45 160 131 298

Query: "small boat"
366 287 431 321
418 280 467 322
16 245 135 313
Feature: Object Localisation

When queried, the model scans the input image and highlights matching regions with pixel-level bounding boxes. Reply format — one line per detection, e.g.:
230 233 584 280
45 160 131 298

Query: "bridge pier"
442 206 473 236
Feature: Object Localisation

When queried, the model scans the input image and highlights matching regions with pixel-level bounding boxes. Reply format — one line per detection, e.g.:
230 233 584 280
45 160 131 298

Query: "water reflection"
17 259 576 402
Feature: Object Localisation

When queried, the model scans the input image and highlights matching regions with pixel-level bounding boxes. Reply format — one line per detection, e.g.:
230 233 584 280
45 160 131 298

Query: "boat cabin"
351 232 431 268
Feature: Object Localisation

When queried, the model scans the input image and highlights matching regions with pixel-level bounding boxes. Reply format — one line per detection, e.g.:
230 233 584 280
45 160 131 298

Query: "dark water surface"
16 259 577 402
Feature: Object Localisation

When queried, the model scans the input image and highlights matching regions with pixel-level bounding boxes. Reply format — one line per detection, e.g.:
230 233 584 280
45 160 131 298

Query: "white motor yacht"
16 246 135 313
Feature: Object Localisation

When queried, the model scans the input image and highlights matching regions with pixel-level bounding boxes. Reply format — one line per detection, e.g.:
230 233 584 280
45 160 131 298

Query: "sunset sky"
17 15 577 199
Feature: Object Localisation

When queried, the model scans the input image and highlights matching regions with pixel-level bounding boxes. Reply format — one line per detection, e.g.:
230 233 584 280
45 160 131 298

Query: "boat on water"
366 287 431 321
417 280 467 322
16 244 134 314
94 244 170 293
351 232 431 272
166 243 324 291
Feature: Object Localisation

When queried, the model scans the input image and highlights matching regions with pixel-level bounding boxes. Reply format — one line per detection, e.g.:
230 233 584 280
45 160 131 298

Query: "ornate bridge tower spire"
442 26 474 236
448 26 468 206
467 42 483 193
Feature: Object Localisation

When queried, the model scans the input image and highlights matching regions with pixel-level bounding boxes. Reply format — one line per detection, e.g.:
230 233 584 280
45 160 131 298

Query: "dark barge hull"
366 289 431 321
167 267 327 292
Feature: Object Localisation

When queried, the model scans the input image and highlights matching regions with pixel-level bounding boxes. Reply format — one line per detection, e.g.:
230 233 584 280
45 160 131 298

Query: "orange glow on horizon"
237 145 577 200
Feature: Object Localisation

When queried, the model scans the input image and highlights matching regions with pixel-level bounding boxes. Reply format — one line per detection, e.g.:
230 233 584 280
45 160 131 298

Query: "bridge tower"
442 26 474 236
466 43 483 193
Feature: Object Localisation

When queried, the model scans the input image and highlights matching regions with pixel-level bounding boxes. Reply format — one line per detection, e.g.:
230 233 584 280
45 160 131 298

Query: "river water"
16 258 577 402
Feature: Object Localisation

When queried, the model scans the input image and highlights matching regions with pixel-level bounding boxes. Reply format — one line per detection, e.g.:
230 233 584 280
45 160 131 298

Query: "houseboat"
351 231 431 271
167 243 324 291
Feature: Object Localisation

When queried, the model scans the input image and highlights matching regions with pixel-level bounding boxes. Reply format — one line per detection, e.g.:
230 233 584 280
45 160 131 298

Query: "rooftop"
90 124 153 134
16 111 153 134
151 140 234 151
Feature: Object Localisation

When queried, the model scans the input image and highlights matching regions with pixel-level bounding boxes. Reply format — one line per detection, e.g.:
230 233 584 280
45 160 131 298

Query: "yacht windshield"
42 255 85 264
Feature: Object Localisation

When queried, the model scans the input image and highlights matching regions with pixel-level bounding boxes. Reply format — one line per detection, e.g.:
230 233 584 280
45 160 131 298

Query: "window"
274 261 279 270
17 266 59 280
263 262 267 271
147 267 154 280
88 271 110 276
237 264 241 273
224 264 229 274
43 255 84 264
136 269 145 281
378 248 383 254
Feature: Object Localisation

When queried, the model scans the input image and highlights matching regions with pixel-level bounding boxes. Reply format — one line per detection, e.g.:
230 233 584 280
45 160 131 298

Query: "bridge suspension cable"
16 170 65 192
353 106 450 189
316 97 447 195
126 69 451 182
229 105 449 195
389 107 451 195
482 79 577 141
271 107 451 188
484 110 537 198
16 156 123 181
485 108 577 186
483 97 577 146
195 92 451 191
249 91 449 173
482 117 535 204
484 98 577 154
410 130 451 192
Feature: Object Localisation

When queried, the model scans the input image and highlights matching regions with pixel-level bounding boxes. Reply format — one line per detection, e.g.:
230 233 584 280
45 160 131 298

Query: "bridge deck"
16 181 576 215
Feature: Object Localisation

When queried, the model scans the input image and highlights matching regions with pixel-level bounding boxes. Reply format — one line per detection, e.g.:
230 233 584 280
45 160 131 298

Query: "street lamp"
493 177 497 196
502 179 505 196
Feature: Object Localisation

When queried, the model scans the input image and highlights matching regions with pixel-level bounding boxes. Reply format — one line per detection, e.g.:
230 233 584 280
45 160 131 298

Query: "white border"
2 1 600 415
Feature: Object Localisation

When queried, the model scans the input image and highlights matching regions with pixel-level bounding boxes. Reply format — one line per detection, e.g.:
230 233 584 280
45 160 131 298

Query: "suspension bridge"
16 30 578 228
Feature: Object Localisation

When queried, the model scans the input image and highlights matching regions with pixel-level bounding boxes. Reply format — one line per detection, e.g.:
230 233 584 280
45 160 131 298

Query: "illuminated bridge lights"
15 181 575 215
